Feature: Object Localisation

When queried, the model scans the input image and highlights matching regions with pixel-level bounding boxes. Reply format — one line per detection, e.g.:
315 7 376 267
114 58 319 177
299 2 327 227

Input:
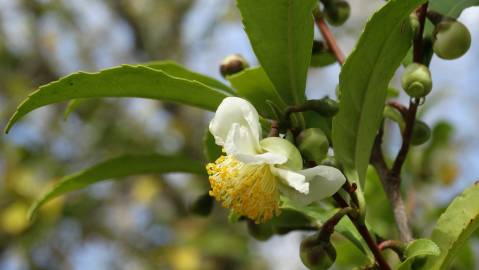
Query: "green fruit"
189 193 214 216
401 63 433 98
300 234 336 270
247 220 274 241
433 18 471 60
411 120 431 146
324 0 350 26
296 128 329 164
219 54 249 77
311 41 337 67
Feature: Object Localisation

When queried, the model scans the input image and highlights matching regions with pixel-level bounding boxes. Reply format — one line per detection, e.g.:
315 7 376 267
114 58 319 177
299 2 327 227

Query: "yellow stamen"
206 155 280 223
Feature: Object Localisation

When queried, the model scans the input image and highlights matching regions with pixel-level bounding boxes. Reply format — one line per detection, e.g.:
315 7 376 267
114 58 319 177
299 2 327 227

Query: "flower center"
206 155 280 223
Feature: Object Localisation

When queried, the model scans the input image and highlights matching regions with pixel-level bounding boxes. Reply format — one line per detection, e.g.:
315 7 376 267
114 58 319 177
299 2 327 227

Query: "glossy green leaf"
332 0 425 184
5 65 232 133
397 239 440 270
228 67 286 118
237 0 316 105
421 183 479 270
28 154 204 219
145 60 234 93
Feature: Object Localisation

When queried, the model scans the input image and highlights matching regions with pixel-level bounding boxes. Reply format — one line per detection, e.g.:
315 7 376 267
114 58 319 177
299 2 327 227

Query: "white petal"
209 97 261 147
272 167 309 194
300 165 346 202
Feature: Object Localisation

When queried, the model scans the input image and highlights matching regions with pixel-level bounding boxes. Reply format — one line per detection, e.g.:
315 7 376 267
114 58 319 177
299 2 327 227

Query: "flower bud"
303 97 339 118
247 219 274 241
300 234 336 270
324 0 351 26
431 16 471 60
401 63 432 98
311 40 337 67
189 192 214 216
296 128 329 164
411 120 431 146
219 54 249 78
409 13 420 38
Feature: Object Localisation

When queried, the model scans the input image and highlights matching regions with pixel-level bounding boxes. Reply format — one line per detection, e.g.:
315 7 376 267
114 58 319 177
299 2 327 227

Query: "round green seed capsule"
324 0 351 26
296 128 329 164
311 40 337 67
401 63 433 98
411 120 431 146
433 18 471 60
300 234 336 270
247 220 274 241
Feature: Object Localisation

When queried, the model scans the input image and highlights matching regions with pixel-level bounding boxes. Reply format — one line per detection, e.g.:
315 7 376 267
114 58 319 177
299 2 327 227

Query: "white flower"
207 97 346 223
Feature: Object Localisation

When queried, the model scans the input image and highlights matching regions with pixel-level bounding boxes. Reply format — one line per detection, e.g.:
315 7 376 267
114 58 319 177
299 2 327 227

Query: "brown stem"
333 194 391 270
371 124 413 242
378 240 406 259
314 16 345 65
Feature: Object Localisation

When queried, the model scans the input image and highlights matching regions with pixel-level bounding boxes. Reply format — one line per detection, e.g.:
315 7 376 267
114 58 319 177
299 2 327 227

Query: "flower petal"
209 97 261 148
279 166 345 206
260 137 303 170
272 167 309 194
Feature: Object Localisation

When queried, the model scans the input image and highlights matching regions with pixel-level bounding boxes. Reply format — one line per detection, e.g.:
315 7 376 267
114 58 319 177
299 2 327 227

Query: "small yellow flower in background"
206 97 346 223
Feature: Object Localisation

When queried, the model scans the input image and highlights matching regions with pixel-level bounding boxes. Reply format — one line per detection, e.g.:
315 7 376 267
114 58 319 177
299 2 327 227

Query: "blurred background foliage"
0 0 478 269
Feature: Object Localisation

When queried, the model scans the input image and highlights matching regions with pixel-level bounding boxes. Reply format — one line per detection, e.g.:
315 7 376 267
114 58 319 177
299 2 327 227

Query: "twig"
314 16 345 65
378 240 406 259
333 194 391 270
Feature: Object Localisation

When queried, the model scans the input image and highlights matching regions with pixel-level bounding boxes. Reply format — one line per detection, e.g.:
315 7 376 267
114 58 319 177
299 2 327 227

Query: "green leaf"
332 0 425 184
145 60 234 93
429 0 479 19
237 0 316 105
421 183 479 270
228 67 287 118
28 154 204 220
397 239 440 270
5 65 232 133
203 129 222 163
280 197 370 257
63 99 84 120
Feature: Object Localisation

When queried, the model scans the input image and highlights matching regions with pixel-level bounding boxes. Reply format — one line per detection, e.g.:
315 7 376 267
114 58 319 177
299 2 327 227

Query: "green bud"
411 120 431 146
219 54 249 77
311 40 337 67
189 192 214 216
324 0 351 26
296 128 329 164
303 97 339 118
247 219 274 241
401 63 433 98
335 85 341 100
432 18 471 60
409 13 420 38
300 234 336 270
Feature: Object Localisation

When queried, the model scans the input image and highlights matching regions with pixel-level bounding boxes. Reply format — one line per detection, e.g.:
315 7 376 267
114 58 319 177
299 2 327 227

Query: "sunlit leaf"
397 239 439 270
332 0 425 184
28 154 204 220
228 66 286 118
6 65 232 133
421 183 479 270
237 0 316 105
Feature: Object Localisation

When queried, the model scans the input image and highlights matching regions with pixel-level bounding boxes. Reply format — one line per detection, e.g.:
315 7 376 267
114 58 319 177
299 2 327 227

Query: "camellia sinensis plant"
4 0 478 269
